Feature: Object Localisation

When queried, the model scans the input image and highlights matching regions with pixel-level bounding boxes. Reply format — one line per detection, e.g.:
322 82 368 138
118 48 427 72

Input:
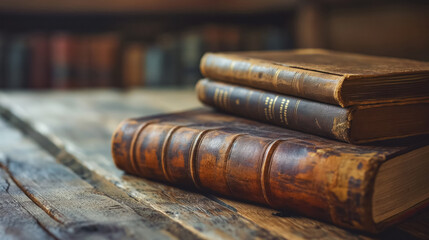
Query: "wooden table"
0 89 427 240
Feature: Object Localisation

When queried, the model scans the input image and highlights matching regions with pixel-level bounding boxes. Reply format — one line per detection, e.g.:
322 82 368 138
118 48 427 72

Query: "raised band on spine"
129 121 154 175
161 125 182 183
260 139 283 207
189 129 213 190
223 134 246 196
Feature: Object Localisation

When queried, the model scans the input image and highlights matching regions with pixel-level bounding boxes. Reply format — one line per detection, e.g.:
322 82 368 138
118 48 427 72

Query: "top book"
200 49 429 107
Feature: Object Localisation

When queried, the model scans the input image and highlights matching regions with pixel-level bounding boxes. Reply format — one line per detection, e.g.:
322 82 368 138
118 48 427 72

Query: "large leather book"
200 49 429 107
196 78 429 143
111 109 429 233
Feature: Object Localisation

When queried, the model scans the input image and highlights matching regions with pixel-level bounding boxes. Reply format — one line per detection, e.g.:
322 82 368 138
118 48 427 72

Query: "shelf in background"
0 0 297 14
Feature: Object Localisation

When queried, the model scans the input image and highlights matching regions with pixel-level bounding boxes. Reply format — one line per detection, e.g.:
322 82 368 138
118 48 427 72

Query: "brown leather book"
28 33 50 89
200 49 429 107
111 109 429 233
89 33 120 87
196 78 429 143
50 33 76 89
122 42 144 88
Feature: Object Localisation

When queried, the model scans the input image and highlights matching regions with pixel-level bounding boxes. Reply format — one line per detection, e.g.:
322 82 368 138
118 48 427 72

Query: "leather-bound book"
111 109 429 233
50 33 76 89
5 35 30 89
122 42 144 88
196 79 429 143
28 33 50 89
74 36 92 88
200 49 429 107
89 33 119 87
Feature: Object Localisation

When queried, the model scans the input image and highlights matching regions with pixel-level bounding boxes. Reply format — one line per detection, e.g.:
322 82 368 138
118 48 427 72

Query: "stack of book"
111 49 429 233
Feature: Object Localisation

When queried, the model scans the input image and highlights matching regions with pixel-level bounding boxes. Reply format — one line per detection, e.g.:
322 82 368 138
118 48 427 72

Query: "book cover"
28 33 50 89
196 79 429 143
111 109 429 233
6 35 29 89
122 42 144 88
200 49 429 107
50 33 76 89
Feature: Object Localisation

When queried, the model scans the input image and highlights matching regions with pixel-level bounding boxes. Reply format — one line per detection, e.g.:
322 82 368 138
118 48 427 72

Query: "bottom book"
111 108 429 233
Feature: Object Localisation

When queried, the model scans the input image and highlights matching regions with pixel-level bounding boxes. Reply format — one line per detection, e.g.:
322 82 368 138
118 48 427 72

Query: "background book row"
0 24 293 89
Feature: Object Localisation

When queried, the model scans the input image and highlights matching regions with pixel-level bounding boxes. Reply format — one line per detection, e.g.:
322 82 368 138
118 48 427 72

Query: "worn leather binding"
196 78 429 143
111 109 429 233
200 49 429 107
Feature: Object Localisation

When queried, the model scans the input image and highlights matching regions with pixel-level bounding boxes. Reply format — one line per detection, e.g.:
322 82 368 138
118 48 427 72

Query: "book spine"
111 119 379 232
196 79 352 142
50 33 74 89
200 53 345 106
28 33 50 89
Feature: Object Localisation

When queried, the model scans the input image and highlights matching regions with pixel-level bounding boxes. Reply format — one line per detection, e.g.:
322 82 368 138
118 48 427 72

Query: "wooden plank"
0 168 55 240
0 118 199 240
0 91 288 240
0 90 427 239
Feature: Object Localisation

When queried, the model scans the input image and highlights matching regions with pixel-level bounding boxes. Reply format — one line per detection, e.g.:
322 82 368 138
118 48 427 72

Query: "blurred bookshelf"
0 0 428 89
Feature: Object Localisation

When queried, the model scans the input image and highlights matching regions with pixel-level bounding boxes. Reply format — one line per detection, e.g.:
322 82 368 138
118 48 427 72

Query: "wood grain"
0 89 427 239
0 168 55 240
0 117 199 240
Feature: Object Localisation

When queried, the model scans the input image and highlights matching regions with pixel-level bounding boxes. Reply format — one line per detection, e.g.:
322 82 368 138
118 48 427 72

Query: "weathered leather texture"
200 49 429 107
196 78 351 142
111 109 428 233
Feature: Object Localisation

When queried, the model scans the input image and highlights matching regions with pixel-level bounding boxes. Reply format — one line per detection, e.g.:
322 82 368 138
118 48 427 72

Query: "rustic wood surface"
0 89 427 240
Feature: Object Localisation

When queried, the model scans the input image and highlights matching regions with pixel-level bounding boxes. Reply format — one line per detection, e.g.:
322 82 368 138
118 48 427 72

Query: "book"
50 33 75 89
6 35 29 89
111 108 429 233
144 44 164 87
28 33 50 89
0 34 5 88
200 49 429 107
89 33 119 87
122 42 144 88
196 79 429 143
158 34 180 86
74 35 92 88
179 31 204 86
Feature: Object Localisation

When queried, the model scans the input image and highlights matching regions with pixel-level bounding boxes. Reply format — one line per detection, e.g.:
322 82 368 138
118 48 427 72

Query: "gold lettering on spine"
264 96 270 121
271 96 278 121
263 96 277 121
279 99 285 123
278 98 290 125
283 99 290 125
